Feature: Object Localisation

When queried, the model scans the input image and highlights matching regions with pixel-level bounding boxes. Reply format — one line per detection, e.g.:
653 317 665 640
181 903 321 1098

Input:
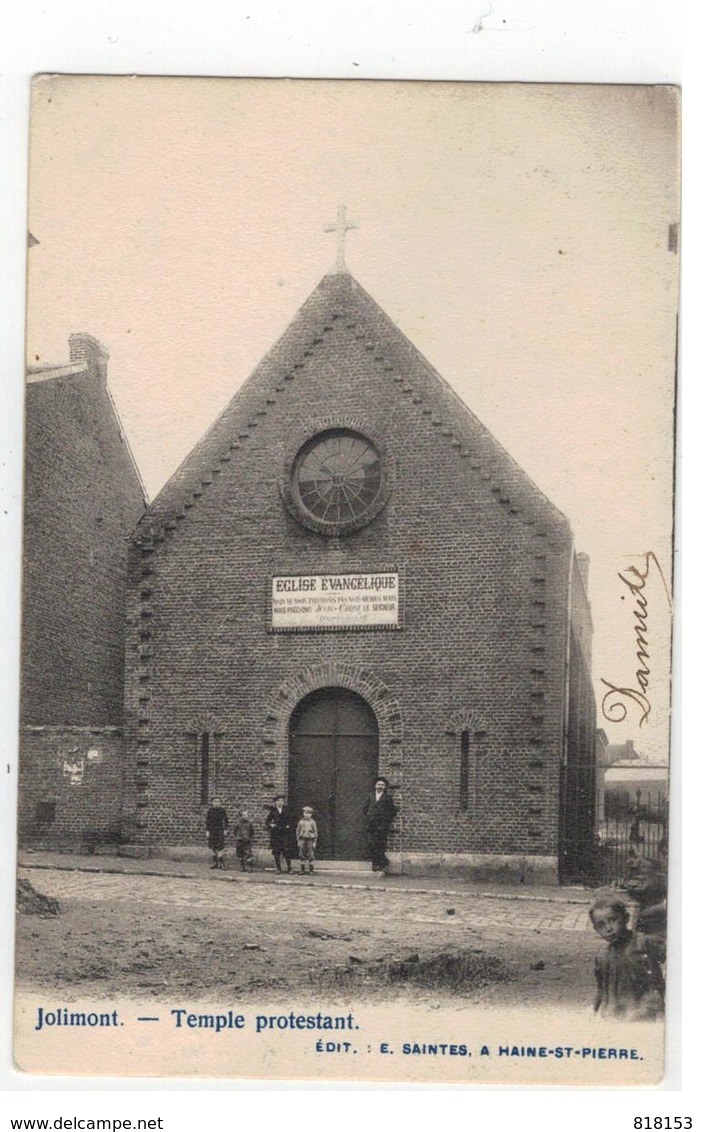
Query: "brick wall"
559 621 598 880
123 274 579 868
18 726 124 848
571 553 594 667
21 337 146 726
19 336 146 845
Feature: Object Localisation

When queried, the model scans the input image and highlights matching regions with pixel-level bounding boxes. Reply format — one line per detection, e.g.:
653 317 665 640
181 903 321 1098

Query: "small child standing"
589 896 665 1021
205 796 229 870
233 811 255 872
296 806 318 875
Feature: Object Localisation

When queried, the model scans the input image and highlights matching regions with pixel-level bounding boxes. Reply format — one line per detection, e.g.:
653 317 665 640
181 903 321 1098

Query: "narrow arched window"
199 731 210 804
459 730 470 811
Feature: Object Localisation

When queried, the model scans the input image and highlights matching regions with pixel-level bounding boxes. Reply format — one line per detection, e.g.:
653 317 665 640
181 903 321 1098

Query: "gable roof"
134 271 570 545
603 739 644 767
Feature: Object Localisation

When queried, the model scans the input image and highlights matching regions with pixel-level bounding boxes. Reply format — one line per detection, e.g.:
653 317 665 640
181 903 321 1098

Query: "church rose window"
283 424 393 535
294 431 381 526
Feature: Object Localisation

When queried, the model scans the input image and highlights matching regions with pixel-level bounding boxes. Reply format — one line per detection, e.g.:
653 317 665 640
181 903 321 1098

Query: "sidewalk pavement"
17 848 597 906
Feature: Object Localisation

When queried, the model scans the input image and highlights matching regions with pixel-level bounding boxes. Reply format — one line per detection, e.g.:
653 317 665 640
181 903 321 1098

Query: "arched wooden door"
288 687 379 860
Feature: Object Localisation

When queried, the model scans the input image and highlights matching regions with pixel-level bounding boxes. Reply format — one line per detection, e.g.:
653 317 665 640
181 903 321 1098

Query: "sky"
25 77 679 764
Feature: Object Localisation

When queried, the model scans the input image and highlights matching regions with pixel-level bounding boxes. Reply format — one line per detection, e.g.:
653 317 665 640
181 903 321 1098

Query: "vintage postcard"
14 77 679 1084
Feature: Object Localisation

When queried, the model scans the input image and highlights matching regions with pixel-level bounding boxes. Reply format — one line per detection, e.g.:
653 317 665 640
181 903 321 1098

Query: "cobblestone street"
18 863 592 933
16 857 599 1010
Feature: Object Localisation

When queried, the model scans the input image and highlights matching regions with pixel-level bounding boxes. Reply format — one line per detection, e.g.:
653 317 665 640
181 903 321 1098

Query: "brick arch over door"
261 661 404 802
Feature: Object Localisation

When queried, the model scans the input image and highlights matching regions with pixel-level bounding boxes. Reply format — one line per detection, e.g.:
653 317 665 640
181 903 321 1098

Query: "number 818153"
634 1120 692 1128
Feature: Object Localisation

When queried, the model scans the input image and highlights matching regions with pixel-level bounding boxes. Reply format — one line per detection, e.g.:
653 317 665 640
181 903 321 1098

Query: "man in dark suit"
265 795 293 873
363 777 397 876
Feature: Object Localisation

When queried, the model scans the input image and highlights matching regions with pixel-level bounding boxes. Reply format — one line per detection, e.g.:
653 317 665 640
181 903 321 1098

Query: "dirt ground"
15 863 601 1010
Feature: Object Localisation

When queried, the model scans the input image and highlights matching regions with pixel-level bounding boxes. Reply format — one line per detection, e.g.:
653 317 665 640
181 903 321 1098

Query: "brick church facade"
121 270 596 883
19 270 597 883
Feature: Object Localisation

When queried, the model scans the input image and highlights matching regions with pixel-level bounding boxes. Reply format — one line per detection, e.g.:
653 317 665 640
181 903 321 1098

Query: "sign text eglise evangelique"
270 572 400 631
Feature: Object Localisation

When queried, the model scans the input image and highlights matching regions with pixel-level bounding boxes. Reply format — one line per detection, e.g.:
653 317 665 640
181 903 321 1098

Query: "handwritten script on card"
600 552 672 727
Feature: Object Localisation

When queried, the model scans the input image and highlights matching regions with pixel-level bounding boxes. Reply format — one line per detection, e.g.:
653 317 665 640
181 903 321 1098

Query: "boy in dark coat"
205 796 229 870
363 777 397 876
265 795 293 873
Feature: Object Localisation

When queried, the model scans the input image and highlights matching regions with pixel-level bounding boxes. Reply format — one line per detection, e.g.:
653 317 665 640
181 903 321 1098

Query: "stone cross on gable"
324 205 358 273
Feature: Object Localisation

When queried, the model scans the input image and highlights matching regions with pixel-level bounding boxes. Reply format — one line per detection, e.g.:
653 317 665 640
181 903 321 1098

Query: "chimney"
68 333 109 383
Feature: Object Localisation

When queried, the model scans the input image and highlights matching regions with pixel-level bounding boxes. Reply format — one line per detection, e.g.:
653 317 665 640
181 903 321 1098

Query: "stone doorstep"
122 845 376 872
123 844 558 881
277 860 372 873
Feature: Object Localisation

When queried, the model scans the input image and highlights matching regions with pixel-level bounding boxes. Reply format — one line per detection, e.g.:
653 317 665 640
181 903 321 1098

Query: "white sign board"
271 573 399 630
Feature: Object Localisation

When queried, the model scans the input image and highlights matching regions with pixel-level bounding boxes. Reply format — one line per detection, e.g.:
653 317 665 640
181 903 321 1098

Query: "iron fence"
559 774 668 886
594 788 668 887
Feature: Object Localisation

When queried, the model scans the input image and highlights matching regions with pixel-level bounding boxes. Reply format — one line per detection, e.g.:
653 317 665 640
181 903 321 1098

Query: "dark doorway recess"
288 686 379 859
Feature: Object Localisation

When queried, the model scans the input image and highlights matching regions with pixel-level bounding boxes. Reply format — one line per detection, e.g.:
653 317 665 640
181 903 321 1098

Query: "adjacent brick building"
18 335 146 845
121 270 597 882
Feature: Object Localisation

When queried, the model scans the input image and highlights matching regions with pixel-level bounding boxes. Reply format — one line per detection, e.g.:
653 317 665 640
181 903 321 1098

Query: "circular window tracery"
281 419 394 536
294 431 382 526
